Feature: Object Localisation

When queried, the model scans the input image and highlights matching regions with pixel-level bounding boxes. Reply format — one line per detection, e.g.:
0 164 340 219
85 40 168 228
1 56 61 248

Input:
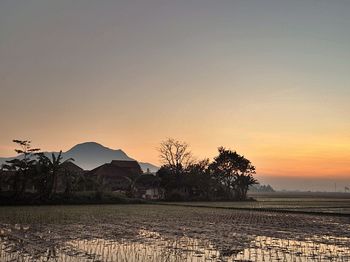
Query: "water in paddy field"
1 228 350 262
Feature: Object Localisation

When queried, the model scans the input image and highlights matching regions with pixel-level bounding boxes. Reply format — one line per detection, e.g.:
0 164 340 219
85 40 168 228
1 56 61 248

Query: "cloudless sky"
1 0 349 190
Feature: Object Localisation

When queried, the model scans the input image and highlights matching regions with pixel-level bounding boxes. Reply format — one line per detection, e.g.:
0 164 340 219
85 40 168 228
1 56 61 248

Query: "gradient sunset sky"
1 1 349 190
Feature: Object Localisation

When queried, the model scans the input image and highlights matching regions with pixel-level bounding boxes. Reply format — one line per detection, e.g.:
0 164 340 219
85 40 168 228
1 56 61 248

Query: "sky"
0 0 349 191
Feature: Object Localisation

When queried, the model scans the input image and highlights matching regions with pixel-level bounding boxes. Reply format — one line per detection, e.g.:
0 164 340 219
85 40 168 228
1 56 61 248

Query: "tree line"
156 138 257 201
0 139 258 203
0 140 79 201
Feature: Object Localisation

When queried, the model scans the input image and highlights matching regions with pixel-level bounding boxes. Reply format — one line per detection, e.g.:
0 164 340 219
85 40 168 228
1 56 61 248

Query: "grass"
0 191 146 206
0 204 143 224
0 204 208 225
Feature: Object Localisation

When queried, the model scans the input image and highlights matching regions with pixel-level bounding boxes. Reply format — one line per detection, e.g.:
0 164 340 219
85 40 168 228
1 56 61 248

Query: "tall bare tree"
158 138 193 175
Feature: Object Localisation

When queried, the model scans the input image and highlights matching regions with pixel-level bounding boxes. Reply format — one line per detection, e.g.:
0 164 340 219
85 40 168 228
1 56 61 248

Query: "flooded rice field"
172 195 350 215
0 204 349 261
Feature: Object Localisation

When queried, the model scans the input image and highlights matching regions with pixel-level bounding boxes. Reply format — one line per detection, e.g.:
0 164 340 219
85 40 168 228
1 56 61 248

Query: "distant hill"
249 184 275 193
0 142 159 173
138 162 159 173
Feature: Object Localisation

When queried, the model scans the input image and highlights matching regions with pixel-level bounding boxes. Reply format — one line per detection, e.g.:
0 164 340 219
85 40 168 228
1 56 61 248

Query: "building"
86 160 142 192
134 173 164 200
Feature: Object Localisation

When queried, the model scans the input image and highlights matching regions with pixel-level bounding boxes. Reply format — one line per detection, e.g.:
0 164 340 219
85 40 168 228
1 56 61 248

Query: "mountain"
62 142 132 170
0 156 15 164
0 142 159 172
138 162 160 173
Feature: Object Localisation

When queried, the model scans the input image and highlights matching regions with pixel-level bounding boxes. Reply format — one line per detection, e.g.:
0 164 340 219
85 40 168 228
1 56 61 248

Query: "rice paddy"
0 200 349 261
168 193 350 215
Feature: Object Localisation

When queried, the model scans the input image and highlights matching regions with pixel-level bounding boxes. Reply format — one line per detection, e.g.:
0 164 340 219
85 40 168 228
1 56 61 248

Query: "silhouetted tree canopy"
1 138 258 203
1 140 40 198
35 151 74 199
209 147 257 200
157 141 258 201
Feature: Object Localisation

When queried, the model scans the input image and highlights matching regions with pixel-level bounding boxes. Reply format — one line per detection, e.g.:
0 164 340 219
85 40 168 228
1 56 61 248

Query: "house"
134 173 164 200
86 160 142 192
0 170 14 192
55 162 85 192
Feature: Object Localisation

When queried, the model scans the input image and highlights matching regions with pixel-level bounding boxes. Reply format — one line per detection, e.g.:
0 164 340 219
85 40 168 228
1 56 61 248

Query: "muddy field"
170 193 350 215
0 204 349 262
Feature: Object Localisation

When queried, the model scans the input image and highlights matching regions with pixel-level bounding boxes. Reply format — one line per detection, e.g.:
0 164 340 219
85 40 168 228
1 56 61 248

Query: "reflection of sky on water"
1 227 350 262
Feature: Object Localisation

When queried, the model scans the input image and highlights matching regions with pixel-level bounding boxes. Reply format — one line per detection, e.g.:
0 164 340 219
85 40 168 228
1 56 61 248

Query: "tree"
0 166 4 192
209 147 257 200
60 163 84 197
209 147 239 198
157 165 179 197
184 159 215 200
1 140 40 198
234 173 257 200
36 151 74 198
158 138 193 176
157 138 194 200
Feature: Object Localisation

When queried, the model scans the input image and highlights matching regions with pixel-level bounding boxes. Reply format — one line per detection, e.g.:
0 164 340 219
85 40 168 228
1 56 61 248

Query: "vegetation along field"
0 203 349 261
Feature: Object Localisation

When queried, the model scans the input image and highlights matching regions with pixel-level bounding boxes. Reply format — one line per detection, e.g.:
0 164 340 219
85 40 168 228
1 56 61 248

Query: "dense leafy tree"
157 165 181 199
209 147 257 200
184 159 214 200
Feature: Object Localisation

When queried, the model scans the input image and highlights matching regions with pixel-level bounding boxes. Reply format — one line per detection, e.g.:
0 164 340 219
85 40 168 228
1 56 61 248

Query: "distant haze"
0 1 349 191
257 175 350 192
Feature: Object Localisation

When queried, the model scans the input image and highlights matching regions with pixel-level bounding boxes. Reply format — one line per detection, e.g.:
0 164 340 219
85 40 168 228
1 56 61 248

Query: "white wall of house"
142 188 163 200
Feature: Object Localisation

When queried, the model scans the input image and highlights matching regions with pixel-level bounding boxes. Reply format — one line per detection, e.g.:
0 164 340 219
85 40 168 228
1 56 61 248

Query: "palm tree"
36 151 74 198
2 140 40 198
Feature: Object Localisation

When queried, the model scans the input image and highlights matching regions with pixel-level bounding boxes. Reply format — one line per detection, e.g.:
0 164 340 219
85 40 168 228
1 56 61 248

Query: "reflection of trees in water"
158 236 249 260
0 224 61 262
0 236 59 262
0 227 250 262
64 236 249 261
136 227 251 260
1 222 350 262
